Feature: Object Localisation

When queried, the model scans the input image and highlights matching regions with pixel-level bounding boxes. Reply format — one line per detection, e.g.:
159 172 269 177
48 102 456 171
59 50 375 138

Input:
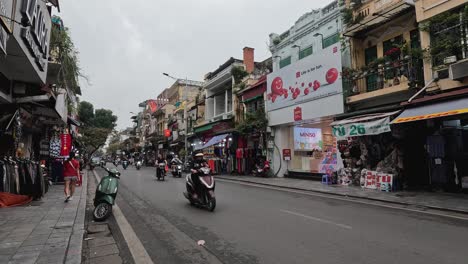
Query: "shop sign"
282 149 291 161
364 170 393 191
392 108 468 124
294 127 323 151
332 117 391 139
20 0 50 71
266 43 342 112
293 107 302 121
60 133 72 157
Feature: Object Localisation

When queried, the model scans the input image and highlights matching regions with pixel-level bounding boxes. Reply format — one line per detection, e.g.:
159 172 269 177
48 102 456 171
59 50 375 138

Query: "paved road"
96 166 468 264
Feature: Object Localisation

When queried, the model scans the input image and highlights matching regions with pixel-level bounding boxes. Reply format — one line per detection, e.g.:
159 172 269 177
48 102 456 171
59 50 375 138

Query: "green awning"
194 123 213 133
242 95 263 104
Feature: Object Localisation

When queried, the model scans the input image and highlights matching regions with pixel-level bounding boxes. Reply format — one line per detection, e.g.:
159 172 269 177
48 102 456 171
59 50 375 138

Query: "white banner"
332 117 391 139
266 43 342 112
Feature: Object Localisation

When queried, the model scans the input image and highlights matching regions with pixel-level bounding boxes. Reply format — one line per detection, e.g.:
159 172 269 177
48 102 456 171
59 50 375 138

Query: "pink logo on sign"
296 72 301 78
333 47 338 53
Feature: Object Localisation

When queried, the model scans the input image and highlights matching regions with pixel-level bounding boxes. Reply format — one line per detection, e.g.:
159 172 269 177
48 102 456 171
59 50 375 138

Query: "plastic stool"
322 175 332 185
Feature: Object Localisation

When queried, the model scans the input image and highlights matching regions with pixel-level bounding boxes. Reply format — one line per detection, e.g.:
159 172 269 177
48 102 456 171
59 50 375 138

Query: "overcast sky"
59 0 333 129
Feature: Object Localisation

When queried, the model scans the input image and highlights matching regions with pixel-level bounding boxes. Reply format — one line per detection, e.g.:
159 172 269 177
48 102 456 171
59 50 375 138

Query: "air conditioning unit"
449 59 468 81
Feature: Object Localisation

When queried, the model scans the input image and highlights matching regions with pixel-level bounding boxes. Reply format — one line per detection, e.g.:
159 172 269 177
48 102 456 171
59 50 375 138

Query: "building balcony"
344 57 424 104
344 0 414 37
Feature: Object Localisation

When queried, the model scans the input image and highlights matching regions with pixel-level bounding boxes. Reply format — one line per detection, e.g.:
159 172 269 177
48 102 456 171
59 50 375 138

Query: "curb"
65 170 88 264
217 176 468 215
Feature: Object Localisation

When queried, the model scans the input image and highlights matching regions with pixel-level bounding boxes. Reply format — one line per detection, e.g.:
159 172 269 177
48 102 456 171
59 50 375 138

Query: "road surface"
95 166 468 264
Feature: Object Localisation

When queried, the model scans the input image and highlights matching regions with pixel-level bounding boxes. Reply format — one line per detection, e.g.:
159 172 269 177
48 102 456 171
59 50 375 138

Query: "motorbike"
156 163 166 181
171 162 183 178
136 161 142 170
253 160 270 177
93 167 120 221
122 160 129 170
183 166 216 211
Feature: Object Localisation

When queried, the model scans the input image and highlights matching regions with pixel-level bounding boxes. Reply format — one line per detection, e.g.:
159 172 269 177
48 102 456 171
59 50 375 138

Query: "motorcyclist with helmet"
190 152 209 200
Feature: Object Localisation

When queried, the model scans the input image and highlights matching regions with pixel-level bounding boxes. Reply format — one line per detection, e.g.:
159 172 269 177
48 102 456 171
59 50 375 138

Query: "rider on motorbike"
171 155 183 165
190 152 209 200
156 154 167 177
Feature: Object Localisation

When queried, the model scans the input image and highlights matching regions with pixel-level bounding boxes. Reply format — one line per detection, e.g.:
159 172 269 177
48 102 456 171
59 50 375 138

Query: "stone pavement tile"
49 231 72 238
20 235 50 247
0 242 22 249
16 244 44 253
0 254 11 263
43 242 68 250
0 247 19 255
87 224 109 234
35 255 65 264
8 251 40 264
4 234 29 243
89 244 119 259
46 236 70 244
89 254 123 264
87 236 116 248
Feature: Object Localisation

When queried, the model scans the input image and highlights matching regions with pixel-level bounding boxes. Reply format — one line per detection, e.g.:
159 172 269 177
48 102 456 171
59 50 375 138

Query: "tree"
78 101 94 125
106 143 121 156
236 109 268 135
93 109 117 130
80 127 112 159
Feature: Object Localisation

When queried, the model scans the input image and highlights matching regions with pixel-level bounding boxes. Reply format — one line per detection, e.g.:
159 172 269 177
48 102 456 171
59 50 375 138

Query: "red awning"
242 76 267 101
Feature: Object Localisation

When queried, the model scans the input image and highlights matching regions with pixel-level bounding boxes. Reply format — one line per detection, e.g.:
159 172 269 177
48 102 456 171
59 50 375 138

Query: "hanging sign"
60 133 72 157
364 170 393 191
282 149 291 161
294 107 302 121
332 117 391 139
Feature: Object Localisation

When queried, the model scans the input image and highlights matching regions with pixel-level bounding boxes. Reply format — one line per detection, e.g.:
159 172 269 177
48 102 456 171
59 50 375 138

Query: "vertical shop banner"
60 134 72 157
266 44 342 112
364 170 393 191
148 100 158 113
294 127 323 151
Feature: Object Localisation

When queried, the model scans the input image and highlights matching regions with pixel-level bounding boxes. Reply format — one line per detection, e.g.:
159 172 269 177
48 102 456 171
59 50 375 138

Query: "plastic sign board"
332 117 391 139
364 170 393 191
266 43 342 112
294 127 322 151
282 149 291 161
294 107 302 121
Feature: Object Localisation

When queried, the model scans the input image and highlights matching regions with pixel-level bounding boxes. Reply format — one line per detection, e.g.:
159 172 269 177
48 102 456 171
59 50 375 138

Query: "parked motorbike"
253 160 270 177
183 166 216 211
156 163 166 181
136 161 142 170
122 160 129 170
93 168 120 221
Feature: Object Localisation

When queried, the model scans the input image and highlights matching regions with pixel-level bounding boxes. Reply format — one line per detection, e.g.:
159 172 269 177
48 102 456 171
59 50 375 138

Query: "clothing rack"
0 156 46 199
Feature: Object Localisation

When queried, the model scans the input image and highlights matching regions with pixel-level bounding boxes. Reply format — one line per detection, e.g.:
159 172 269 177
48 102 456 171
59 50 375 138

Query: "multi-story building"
266 1 346 179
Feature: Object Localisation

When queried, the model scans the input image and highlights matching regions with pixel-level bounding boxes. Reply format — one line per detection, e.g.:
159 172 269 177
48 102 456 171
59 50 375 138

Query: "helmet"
195 153 204 157
174 155 179 158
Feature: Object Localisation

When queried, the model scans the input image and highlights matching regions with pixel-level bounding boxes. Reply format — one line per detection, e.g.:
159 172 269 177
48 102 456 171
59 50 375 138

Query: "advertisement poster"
294 127 322 151
364 170 393 191
266 43 342 112
332 117 392 139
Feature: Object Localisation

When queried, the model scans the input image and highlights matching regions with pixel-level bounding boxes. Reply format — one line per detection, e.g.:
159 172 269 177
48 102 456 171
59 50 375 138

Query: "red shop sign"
294 107 302 121
60 133 72 157
283 149 291 161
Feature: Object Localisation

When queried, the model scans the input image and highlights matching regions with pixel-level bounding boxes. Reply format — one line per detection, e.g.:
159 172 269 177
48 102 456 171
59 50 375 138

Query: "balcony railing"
343 56 424 99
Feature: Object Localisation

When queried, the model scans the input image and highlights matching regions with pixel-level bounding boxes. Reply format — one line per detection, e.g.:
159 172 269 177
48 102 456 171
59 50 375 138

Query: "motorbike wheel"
207 197 216 212
93 203 112 221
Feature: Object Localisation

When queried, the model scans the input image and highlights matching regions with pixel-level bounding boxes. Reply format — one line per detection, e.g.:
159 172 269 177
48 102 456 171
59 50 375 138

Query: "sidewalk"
217 175 468 214
0 171 87 264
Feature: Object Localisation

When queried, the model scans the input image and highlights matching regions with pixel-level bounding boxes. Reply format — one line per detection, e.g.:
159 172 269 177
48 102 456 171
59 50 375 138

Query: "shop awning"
331 111 400 139
67 116 81 127
194 134 228 151
194 123 213 133
392 98 468 124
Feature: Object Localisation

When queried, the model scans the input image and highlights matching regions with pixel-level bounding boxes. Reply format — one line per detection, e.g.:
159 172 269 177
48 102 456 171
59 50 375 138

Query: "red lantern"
164 129 171 137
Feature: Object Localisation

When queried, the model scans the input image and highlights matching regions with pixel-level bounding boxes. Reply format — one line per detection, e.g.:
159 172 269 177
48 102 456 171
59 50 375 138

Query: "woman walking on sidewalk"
63 152 80 202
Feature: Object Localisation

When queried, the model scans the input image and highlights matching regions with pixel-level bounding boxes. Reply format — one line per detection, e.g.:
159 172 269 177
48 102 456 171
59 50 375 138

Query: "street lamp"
162 72 189 164
313 33 324 49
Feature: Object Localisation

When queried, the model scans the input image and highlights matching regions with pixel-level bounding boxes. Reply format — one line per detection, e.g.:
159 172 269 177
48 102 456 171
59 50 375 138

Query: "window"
383 35 403 54
279 56 291 68
322 33 340 49
299 46 313 59
246 99 264 113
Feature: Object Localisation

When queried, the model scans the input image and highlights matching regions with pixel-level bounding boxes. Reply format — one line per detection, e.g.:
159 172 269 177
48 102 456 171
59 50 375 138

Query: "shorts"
64 176 78 181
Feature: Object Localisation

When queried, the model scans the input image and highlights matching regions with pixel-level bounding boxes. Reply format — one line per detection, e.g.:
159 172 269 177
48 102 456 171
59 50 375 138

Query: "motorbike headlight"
177 165 182 169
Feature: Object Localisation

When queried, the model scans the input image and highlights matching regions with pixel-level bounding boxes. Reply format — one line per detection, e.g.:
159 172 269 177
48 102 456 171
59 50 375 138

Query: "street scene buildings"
2 0 468 263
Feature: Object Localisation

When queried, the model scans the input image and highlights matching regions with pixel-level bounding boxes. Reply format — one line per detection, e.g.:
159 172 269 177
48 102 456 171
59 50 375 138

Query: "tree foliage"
93 109 117 130
236 109 268 135
78 101 94 125
50 16 85 94
80 127 111 157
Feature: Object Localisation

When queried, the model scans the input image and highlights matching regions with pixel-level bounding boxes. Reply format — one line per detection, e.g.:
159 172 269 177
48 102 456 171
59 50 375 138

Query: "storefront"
266 42 344 179
391 97 468 192
194 133 234 174
331 111 402 191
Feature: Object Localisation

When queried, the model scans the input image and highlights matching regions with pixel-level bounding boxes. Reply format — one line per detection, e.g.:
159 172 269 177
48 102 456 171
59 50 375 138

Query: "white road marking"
93 171 154 264
218 179 468 221
280 209 352 230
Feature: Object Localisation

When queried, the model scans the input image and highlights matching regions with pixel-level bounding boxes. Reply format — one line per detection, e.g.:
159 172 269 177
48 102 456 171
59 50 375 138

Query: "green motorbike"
93 167 120 221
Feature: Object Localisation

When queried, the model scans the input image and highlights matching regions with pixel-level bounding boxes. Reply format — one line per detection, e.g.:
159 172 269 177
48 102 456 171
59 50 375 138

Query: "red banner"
148 100 158 113
294 107 302 121
164 129 171 137
60 133 72 157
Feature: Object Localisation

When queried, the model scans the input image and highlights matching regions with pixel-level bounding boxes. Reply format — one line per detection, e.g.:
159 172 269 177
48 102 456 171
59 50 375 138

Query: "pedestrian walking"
63 152 80 202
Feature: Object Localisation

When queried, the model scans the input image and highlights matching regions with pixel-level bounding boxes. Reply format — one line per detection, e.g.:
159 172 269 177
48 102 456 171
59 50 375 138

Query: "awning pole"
408 78 439 103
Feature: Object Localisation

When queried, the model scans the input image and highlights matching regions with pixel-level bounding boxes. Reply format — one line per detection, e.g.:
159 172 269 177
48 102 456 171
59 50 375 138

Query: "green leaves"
236 109 268 135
